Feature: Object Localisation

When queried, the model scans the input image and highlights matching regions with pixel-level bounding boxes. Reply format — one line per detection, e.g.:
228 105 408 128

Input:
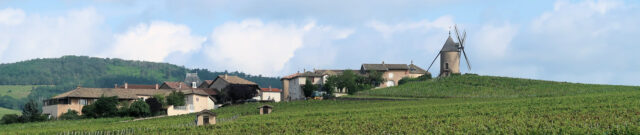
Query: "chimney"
269 85 272 91
124 82 128 89
304 68 306 72
411 60 413 65
115 84 118 88
179 83 182 89
155 84 159 90
192 82 197 88
382 61 385 64
224 74 228 79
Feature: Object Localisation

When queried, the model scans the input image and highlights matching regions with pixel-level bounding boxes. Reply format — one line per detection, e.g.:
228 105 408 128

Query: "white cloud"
204 19 353 76
472 23 518 58
0 7 106 63
366 16 454 39
107 21 206 62
0 8 25 25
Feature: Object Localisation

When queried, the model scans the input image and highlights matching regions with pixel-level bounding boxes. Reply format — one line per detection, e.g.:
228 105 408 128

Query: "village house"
254 87 281 102
207 74 262 103
43 73 220 118
281 71 325 101
281 62 428 101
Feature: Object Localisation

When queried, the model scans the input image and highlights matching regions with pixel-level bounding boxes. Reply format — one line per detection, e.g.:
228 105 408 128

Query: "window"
445 63 449 69
79 99 88 105
196 98 199 102
388 73 394 78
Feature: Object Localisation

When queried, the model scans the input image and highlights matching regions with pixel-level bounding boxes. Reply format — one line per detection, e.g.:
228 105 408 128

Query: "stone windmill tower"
427 25 471 77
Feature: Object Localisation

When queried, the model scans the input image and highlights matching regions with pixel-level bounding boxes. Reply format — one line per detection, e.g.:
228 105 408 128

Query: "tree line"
0 55 281 110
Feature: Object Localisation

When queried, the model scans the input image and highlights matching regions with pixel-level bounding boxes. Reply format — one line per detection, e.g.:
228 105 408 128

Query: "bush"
59 110 81 120
166 91 186 106
21 99 46 122
399 73 433 85
128 99 151 117
1 114 20 124
145 98 164 116
302 79 317 97
82 96 119 118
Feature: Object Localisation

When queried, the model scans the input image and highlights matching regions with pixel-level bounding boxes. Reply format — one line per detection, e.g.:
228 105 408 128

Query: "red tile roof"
161 82 187 89
260 88 281 92
118 84 157 89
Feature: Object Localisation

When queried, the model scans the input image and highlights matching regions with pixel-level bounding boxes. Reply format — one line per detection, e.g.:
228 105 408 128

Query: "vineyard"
1 75 640 134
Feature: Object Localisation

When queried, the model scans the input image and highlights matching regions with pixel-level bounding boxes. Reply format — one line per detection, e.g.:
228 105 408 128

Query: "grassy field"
357 74 640 98
0 85 42 99
0 107 20 118
1 75 639 134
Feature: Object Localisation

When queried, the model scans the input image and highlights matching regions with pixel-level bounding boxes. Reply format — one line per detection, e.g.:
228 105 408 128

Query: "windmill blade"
426 51 441 72
461 31 467 46
461 48 472 70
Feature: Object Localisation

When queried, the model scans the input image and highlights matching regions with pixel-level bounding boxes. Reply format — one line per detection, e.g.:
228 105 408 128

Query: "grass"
1 75 639 134
0 107 20 118
0 85 44 99
356 74 640 98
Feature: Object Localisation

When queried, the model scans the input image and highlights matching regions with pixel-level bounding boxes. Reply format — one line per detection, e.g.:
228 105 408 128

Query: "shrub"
145 98 164 116
1 114 20 124
302 79 317 97
128 99 151 117
82 96 119 118
21 99 46 122
166 91 186 106
59 110 81 120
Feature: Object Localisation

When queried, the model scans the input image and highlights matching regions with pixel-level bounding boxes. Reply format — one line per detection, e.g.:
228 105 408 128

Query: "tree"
365 71 384 86
302 79 317 97
323 75 338 96
128 99 151 117
145 98 164 116
166 91 186 106
21 99 46 122
82 96 119 118
1 114 20 124
225 85 259 103
152 94 166 107
59 110 81 120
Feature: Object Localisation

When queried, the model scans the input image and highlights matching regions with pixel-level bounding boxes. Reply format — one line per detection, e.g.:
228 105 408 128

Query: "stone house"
42 86 217 118
209 74 261 103
280 71 324 101
281 63 428 101
361 61 427 88
255 87 281 102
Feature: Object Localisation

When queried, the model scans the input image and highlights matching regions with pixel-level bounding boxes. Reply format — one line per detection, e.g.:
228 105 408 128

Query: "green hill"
0 85 44 99
0 55 281 110
356 74 640 98
2 91 639 134
3 74 639 134
0 107 20 118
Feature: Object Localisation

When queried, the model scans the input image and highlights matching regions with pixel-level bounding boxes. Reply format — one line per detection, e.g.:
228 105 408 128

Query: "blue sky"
0 0 638 85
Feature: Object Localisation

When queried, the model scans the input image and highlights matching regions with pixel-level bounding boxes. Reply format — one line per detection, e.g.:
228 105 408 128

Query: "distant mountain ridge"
0 55 282 110
0 55 281 88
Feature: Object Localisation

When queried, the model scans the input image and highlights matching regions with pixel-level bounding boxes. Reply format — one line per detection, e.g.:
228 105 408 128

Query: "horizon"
1 0 638 85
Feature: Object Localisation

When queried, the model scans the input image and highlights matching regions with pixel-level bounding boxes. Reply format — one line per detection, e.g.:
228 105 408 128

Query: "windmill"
426 25 471 77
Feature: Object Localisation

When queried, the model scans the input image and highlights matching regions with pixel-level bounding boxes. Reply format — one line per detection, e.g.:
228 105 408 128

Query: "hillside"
0 107 20 118
0 55 281 88
2 75 640 134
0 85 42 99
356 74 640 98
2 91 639 134
0 55 281 110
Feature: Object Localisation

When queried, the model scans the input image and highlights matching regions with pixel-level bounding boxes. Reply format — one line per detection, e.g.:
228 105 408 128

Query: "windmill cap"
440 36 460 52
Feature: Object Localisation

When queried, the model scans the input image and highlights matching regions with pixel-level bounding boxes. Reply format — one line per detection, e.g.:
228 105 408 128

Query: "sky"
0 0 638 85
